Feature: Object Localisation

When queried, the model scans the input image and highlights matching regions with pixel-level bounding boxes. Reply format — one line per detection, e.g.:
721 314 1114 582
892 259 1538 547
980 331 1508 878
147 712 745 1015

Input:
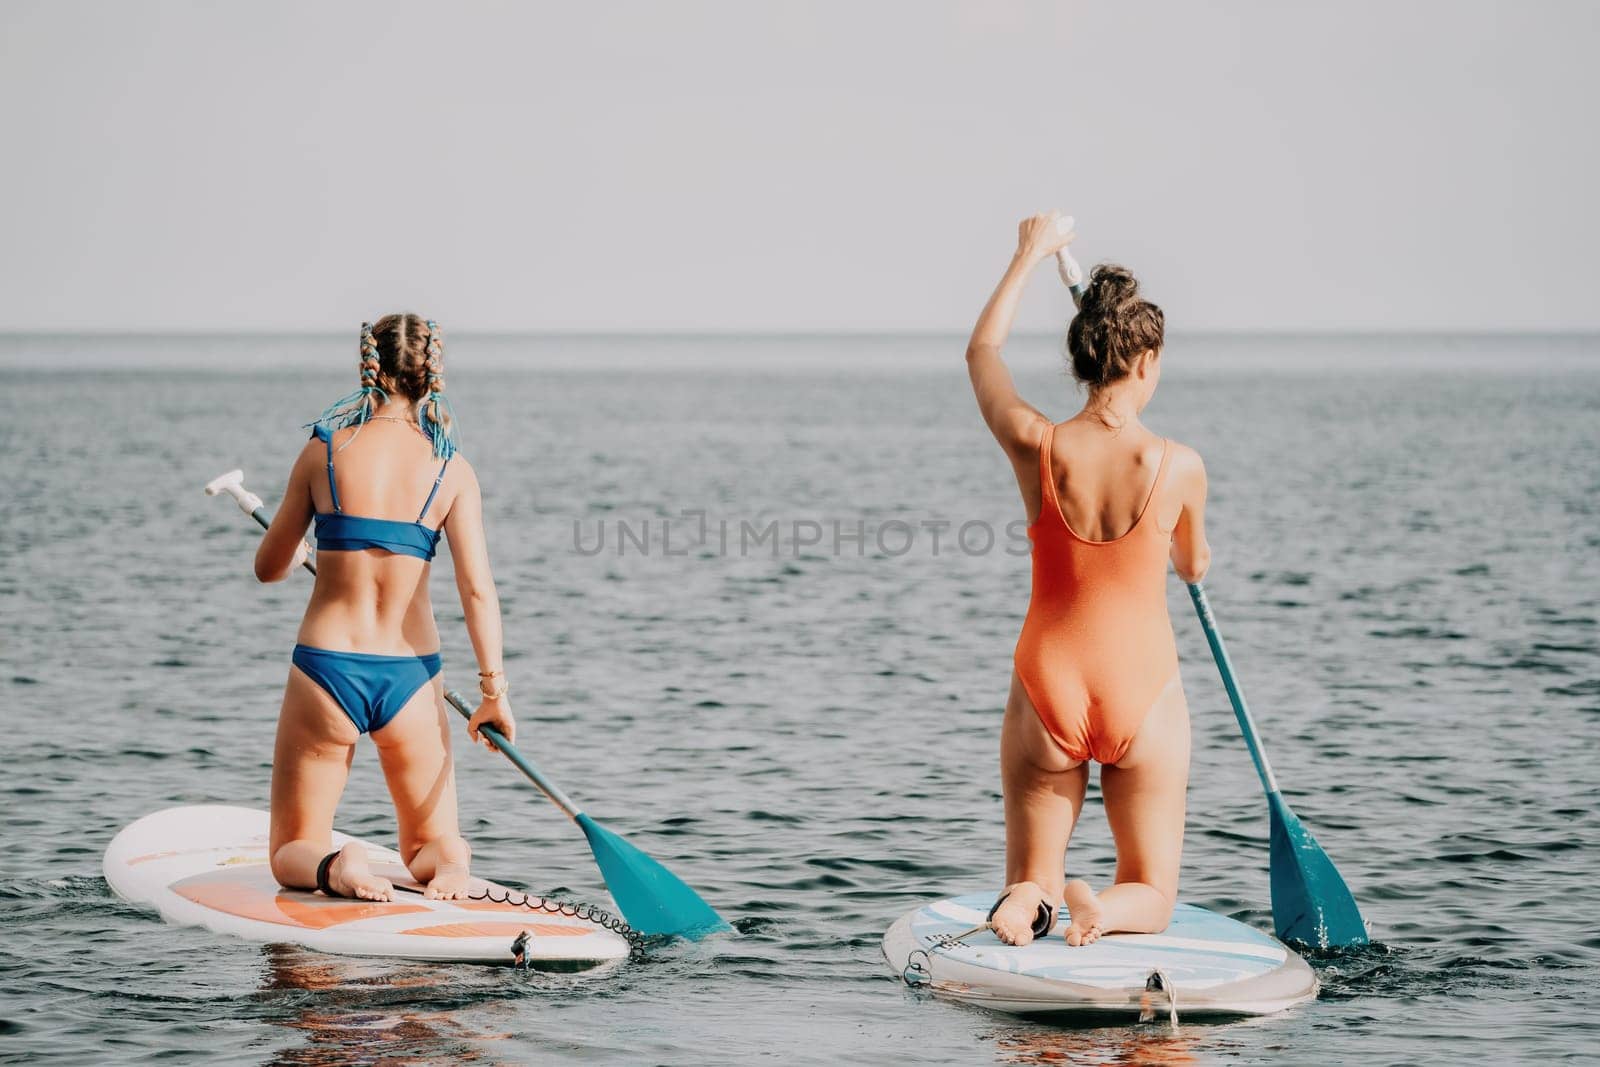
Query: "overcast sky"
2 1 1596 334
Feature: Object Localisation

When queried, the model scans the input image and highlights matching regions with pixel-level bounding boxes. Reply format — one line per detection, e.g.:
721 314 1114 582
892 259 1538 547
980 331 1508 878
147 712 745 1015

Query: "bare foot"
328 842 393 902
1062 879 1103 946
423 835 473 900
990 881 1054 947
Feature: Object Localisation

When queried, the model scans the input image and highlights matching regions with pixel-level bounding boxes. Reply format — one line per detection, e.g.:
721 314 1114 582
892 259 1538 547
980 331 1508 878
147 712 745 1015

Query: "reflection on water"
989 1024 1200 1067
259 946 515 1066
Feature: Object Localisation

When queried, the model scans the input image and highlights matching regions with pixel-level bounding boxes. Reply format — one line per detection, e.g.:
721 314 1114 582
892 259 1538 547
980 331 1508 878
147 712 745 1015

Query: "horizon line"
3 327 1600 341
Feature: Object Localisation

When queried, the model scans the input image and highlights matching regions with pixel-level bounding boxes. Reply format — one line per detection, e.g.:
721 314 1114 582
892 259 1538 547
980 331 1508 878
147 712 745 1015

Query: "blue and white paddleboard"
883 893 1317 1018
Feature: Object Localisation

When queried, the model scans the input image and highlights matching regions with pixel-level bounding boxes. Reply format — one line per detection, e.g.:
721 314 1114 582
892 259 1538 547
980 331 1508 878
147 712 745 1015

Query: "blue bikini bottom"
291 645 443 734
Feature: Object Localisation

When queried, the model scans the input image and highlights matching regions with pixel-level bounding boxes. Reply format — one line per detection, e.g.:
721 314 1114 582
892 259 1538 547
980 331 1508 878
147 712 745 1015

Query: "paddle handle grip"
445 689 583 821
1053 215 1086 308
1057 253 1086 308
1056 250 1086 309
205 470 316 575
1188 582 1281 794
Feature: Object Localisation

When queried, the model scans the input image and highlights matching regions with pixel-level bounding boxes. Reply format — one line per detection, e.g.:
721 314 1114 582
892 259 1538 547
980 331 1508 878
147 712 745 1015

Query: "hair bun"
1080 264 1141 315
1064 263 1165 389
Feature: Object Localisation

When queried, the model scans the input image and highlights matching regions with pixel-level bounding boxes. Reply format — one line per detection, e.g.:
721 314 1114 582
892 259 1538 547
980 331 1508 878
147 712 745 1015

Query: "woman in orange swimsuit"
965 213 1211 947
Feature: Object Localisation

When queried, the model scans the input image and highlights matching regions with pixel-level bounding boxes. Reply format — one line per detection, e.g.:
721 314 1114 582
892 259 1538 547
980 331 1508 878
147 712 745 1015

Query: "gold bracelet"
477 667 503 678
479 679 509 700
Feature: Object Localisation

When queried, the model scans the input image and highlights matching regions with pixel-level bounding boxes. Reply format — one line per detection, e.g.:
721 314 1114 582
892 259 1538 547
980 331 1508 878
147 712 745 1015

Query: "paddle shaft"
1187 582 1280 794
444 689 583 820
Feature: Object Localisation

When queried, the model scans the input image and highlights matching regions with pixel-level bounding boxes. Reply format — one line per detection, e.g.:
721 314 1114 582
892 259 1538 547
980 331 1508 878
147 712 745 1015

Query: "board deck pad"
883 893 1317 1018
105 806 631 968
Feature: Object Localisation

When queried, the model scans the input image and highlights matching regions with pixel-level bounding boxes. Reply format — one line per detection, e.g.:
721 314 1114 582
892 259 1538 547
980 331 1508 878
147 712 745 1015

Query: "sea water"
1 333 1596 1065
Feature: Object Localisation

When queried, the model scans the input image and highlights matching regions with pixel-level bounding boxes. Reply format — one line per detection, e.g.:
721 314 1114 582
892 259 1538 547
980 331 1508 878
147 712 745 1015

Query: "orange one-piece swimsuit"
1014 423 1179 764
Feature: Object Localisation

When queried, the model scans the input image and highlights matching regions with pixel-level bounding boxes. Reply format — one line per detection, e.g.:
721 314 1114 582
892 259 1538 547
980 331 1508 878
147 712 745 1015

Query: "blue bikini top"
311 424 450 562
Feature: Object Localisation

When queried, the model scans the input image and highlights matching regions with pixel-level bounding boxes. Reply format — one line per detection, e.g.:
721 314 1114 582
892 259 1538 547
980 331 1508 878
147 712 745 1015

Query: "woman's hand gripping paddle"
1187 582 1369 948
204 470 315 575
205 469 731 939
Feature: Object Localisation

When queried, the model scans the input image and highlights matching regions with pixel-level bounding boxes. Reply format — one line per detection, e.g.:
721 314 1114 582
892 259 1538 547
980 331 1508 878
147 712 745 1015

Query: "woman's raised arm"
966 212 1075 459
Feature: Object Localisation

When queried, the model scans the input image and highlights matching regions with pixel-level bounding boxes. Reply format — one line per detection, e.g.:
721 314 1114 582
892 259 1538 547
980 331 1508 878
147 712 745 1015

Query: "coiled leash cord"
394 882 648 962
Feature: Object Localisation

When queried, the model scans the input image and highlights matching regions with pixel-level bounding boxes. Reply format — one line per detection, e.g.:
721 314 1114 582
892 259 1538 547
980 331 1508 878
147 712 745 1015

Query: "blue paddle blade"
1267 793 1368 948
575 813 730 939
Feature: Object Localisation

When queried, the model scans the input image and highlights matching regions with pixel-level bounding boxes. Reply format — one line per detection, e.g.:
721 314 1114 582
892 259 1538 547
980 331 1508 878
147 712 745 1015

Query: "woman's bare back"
297 421 456 654
1048 419 1171 541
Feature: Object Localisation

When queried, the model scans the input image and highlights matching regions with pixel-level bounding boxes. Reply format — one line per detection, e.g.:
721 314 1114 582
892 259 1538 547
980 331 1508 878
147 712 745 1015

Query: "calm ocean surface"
1 334 1597 1065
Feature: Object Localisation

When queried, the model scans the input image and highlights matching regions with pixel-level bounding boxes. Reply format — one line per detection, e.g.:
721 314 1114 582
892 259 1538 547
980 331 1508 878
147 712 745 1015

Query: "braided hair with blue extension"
308 314 460 459
313 322 389 429
418 319 458 460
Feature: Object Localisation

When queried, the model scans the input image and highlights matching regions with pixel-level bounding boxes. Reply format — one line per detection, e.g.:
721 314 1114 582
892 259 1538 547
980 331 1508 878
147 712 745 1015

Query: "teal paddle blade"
576 813 730 938
1268 792 1368 948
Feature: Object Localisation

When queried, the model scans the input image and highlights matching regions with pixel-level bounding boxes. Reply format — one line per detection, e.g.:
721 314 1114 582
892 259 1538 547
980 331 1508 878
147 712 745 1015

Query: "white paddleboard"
884 893 1317 1018
105 806 632 969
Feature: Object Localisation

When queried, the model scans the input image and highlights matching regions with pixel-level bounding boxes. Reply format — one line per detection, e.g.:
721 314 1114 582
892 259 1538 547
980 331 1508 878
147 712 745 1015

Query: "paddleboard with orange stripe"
105 806 632 969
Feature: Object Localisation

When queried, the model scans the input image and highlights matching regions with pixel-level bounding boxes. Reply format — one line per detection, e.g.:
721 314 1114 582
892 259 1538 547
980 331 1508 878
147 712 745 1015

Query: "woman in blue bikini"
254 315 515 901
